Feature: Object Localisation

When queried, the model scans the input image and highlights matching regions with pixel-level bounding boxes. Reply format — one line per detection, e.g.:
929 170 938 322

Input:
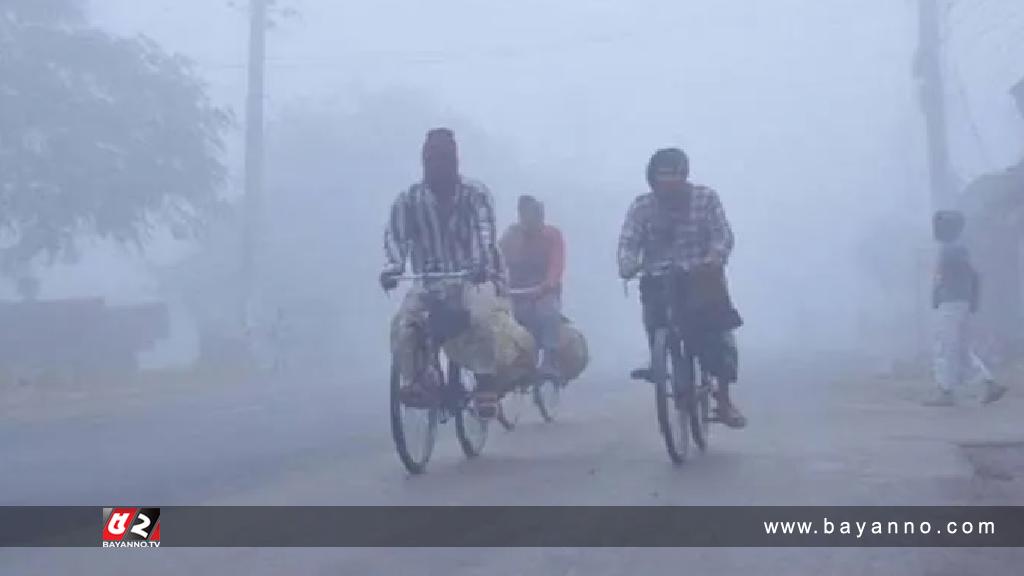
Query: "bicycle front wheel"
653 330 690 464
452 363 489 458
390 357 438 475
690 364 711 452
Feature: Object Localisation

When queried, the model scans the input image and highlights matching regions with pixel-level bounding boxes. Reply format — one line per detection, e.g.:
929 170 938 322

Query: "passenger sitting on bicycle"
379 128 512 418
617 147 746 429
500 195 566 379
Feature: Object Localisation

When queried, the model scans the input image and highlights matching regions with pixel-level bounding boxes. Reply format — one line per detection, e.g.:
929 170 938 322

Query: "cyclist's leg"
513 299 551 377
535 294 563 376
714 330 739 384
631 279 662 381
511 298 542 352
708 331 746 427
391 288 434 387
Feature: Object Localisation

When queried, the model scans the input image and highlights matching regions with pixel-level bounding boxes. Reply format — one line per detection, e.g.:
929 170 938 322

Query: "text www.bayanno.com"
763 518 996 539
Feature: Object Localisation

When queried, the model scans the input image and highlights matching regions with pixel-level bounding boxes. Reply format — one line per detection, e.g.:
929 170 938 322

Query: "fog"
9 0 1024 375
8 2 1024 569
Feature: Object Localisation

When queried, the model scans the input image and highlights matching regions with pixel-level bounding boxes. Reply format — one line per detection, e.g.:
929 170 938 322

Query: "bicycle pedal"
631 374 653 381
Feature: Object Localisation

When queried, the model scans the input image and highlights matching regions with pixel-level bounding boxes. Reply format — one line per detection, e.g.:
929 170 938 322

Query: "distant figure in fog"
500 195 566 378
927 210 1006 407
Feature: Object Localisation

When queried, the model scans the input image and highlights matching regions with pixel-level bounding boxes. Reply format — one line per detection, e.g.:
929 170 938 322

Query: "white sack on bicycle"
390 282 536 394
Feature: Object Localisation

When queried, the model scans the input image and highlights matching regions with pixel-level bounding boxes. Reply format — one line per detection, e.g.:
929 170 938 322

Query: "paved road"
3 351 1024 574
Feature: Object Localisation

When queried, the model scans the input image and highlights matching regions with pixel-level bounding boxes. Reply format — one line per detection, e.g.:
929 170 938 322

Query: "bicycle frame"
628 265 717 461
396 271 473 418
389 269 491 473
631 266 716 384
643 268 696 401
501 283 566 426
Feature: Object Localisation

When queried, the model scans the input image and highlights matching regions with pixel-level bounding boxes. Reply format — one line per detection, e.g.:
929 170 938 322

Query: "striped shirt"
384 178 504 279
617 184 734 277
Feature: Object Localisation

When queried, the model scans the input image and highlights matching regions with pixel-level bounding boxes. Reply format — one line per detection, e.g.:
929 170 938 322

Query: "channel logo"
101 508 161 548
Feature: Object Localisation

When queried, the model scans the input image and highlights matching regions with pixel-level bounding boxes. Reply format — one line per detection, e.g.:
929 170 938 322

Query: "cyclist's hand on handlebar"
379 270 400 292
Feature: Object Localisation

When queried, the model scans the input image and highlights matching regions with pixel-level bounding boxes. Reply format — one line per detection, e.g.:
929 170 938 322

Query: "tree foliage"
0 0 230 273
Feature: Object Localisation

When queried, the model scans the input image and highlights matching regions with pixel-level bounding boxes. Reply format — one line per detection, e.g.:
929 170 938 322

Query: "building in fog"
959 76 1024 364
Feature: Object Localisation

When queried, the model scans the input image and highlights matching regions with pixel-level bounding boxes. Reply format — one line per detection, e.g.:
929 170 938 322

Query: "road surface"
2 351 1023 574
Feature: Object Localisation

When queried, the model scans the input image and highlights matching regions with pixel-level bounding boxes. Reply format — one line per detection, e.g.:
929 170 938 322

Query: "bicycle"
388 271 491 474
498 284 564 429
626 265 720 464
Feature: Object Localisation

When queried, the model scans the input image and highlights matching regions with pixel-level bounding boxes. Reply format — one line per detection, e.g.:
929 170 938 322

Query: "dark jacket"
933 243 980 312
640 264 743 335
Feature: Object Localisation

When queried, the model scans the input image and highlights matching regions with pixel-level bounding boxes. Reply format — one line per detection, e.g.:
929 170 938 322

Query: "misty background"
9 0 1024 380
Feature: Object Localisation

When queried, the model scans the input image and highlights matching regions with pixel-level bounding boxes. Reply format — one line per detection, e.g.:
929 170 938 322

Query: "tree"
0 0 230 276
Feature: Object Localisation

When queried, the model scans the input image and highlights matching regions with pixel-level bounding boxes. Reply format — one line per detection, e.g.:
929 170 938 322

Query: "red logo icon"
102 508 161 547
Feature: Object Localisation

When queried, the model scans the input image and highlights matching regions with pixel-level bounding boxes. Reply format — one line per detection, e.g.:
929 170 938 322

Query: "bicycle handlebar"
624 264 681 283
622 264 683 296
508 284 545 297
394 271 471 282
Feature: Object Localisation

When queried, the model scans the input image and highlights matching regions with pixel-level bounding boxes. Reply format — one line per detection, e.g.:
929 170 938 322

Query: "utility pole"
911 0 955 370
243 0 267 328
915 0 954 210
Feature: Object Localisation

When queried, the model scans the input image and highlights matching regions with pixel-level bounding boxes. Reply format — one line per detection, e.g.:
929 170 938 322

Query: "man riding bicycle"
500 195 566 379
617 147 746 429
380 128 524 418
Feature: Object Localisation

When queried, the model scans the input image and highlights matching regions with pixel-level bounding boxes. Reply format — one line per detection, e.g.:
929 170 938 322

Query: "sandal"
713 402 747 429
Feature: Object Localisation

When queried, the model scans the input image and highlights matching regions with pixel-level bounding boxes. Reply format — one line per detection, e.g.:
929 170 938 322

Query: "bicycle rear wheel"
653 329 690 464
452 363 489 458
389 357 438 475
